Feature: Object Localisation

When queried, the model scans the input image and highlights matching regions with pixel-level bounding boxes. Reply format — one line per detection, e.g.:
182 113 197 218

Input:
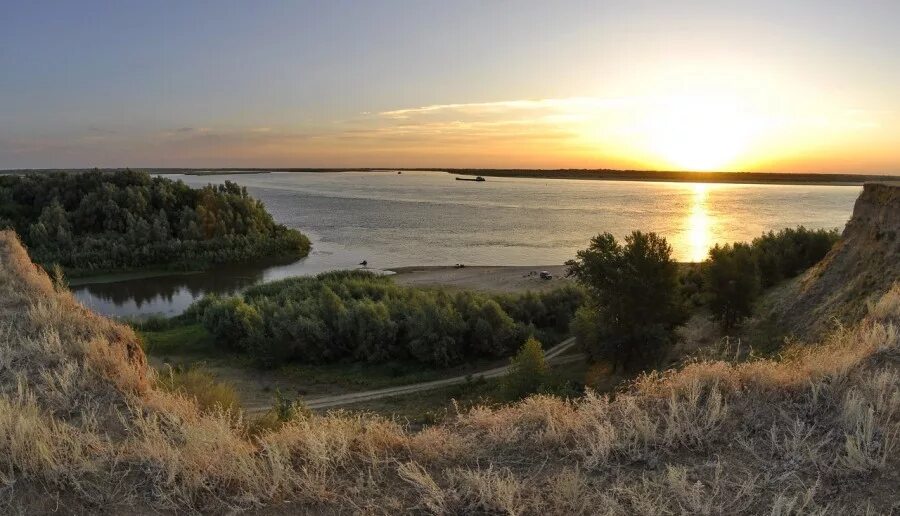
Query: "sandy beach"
389 264 570 293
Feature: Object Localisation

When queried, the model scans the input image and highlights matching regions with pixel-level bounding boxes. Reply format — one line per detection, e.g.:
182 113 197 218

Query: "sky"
2 0 899 173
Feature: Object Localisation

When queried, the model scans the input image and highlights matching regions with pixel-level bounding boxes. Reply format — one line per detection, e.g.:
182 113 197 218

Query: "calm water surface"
73 171 860 317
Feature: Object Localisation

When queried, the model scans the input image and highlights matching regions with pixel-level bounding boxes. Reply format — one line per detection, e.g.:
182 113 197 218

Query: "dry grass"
1 229 899 514
156 365 241 415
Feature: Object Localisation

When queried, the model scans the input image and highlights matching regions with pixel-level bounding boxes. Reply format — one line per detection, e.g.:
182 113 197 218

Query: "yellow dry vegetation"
0 229 898 514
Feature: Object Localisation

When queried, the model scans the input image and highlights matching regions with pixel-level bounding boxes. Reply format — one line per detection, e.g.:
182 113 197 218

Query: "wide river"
72 170 861 317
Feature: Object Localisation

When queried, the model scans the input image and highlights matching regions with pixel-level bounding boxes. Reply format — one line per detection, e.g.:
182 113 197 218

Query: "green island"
0 170 310 276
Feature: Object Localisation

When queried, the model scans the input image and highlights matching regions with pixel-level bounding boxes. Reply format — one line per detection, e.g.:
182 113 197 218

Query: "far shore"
3 167 895 186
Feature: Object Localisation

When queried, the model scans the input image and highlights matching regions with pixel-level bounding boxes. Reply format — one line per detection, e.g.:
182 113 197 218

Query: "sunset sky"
2 1 899 173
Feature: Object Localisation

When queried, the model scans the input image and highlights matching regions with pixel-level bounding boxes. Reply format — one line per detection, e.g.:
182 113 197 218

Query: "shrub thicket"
190 271 586 367
702 227 839 326
752 227 839 288
0 170 310 273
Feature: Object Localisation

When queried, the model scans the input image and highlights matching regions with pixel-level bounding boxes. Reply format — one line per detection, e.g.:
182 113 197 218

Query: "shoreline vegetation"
2 166 896 185
184 270 586 368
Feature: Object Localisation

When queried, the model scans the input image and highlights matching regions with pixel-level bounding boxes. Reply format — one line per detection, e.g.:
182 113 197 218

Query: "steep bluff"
772 181 900 337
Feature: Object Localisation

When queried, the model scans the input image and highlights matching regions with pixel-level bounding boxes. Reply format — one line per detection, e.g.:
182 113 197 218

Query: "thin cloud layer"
0 95 888 171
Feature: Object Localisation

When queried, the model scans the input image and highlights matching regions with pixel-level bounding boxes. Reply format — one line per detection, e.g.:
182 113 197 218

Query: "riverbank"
390 264 571 293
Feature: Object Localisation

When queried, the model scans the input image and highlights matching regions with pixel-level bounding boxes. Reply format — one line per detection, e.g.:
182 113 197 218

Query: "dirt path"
244 337 580 412
301 337 580 410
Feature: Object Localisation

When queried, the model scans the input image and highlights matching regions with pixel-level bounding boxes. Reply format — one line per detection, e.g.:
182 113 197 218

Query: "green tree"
566 231 683 372
702 242 761 328
504 337 548 399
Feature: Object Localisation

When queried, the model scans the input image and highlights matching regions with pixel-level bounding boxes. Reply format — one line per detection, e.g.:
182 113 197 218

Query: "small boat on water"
455 176 486 182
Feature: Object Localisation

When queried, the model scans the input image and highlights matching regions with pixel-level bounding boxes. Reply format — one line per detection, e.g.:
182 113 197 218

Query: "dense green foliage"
750 227 840 288
503 337 548 399
566 231 685 372
0 170 310 273
703 243 761 328
189 271 586 367
702 227 839 326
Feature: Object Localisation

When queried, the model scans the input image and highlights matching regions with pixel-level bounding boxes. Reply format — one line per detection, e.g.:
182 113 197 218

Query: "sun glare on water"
685 184 713 262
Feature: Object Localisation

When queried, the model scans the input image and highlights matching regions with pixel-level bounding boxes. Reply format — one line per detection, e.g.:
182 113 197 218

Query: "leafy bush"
191 271 585 367
201 295 264 352
0 170 310 273
566 231 684 372
751 227 839 287
503 337 548 399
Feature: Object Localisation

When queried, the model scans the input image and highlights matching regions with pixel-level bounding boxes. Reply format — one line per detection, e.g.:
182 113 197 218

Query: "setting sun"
641 94 761 171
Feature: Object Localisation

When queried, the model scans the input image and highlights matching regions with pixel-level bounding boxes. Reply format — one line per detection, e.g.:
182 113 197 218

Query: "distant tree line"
187 271 586 367
0 170 310 273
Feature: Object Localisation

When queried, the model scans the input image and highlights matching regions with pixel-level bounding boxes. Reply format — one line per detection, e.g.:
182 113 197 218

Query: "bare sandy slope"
390 264 571 293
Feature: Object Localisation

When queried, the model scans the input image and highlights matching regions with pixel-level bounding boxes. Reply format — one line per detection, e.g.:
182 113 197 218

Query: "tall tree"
702 242 761 328
566 231 683 371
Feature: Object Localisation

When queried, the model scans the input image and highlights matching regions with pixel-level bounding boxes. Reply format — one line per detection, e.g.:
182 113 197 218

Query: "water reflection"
73 264 269 317
685 184 713 262
72 240 378 318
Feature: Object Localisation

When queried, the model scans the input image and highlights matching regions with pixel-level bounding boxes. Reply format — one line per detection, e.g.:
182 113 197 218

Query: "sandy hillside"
771 182 900 339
